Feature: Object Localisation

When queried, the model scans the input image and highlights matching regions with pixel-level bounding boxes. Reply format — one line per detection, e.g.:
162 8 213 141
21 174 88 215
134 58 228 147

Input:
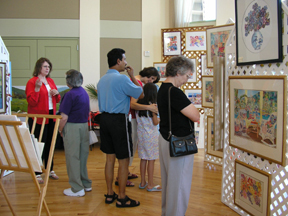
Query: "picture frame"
189 58 197 82
0 62 6 114
163 31 181 56
206 24 234 68
201 54 213 76
235 0 282 66
185 31 206 51
201 76 213 108
234 160 271 216
207 116 223 157
153 62 167 81
229 76 287 165
184 89 202 108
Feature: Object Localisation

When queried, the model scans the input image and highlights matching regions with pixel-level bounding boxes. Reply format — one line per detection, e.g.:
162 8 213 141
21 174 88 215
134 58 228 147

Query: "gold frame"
234 160 271 216
229 75 287 165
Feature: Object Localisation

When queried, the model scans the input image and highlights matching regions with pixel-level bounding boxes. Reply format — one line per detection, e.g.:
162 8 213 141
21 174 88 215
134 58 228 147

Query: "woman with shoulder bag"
157 56 200 216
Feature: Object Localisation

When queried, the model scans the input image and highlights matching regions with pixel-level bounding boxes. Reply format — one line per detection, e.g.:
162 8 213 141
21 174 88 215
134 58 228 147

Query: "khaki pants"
63 122 92 192
159 134 194 216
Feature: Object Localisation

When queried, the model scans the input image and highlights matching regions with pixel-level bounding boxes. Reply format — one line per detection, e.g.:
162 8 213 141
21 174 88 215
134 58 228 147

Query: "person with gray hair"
58 69 92 197
157 56 200 216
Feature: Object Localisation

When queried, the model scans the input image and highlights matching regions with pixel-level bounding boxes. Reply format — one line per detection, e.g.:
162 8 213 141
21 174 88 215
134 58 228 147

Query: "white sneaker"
63 188 85 197
84 187 92 192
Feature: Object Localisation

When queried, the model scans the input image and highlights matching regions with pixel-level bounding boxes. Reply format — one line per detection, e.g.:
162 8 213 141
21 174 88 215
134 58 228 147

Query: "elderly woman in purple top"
58 69 92 197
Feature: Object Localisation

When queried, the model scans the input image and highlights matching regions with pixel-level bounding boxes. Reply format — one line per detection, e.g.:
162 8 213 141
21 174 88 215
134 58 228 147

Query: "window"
190 0 216 22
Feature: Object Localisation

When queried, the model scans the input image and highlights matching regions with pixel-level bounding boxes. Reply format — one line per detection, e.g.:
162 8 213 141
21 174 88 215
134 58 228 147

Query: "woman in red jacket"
25 57 61 184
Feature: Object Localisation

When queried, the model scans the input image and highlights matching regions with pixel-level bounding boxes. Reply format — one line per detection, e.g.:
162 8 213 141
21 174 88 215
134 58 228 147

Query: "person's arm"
130 97 158 113
126 66 144 99
26 78 41 106
58 113 68 137
152 112 159 125
180 104 200 122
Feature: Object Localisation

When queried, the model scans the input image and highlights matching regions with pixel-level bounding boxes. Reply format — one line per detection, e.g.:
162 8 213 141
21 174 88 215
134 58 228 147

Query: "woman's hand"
35 78 42 92
50 89 59 96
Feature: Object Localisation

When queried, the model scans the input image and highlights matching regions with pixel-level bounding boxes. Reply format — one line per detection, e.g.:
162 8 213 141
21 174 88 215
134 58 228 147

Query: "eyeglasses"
186 73 193 79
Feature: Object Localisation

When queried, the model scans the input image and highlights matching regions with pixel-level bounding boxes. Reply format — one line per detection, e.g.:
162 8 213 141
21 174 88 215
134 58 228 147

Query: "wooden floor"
0 144 239 216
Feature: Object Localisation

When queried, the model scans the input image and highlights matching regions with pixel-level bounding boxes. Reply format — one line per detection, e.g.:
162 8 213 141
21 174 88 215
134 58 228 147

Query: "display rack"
0 114 61 216
221 2 288 215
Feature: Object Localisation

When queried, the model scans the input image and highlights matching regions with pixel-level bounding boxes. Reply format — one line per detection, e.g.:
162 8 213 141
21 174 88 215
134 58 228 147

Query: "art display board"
221 2 288 215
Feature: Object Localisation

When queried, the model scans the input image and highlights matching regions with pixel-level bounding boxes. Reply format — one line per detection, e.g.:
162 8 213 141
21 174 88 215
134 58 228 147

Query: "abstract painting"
234 160 271 216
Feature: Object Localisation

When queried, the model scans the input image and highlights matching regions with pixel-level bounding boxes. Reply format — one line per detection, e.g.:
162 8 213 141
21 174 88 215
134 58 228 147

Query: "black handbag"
167 86 198 157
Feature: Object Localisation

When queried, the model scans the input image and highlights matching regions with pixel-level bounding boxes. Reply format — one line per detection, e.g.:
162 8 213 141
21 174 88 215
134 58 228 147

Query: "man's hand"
126 66 134 77
148 103 158 114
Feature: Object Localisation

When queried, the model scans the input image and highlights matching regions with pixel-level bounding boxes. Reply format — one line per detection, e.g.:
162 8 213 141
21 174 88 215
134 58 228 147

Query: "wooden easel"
0 114 61 216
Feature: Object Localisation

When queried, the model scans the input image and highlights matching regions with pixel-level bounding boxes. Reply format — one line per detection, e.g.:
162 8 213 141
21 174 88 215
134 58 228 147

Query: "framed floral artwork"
235 0 282 65
185 89 202 108
163 31 181 56
0 62 6 113
229 76 287 165
153 62 167 81
234 160 271 216
201 76 213 108
185 31 206 51
206 24 234 68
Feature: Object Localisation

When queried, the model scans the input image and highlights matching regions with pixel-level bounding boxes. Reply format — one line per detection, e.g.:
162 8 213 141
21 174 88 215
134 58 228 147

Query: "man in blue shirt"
97 48 143 207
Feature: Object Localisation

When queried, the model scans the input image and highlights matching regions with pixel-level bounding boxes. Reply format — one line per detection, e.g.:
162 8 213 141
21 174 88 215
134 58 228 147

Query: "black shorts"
99 112 133 159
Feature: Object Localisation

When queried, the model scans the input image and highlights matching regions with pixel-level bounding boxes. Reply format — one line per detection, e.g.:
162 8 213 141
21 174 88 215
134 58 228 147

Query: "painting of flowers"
185 31 206 51
229 76 286 165
163 32 181 56
206 24 234 68
235 0 282 65
234 160 271 216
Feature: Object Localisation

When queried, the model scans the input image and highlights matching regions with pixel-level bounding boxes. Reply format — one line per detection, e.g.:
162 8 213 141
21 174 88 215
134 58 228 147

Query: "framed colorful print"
201 55 213 76
235 0 282 66
206 24 234 68
0 62 6 114
207 116 223 157
201 76 213 108
185 89 202 108
185 31 206 51
153 62 167 81
229 76 287 165
188 58 197 82
163 31 181 56
234 160 271 216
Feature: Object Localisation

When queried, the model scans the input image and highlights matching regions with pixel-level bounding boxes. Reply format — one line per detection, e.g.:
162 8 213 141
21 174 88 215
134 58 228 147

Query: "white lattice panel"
221 7 288 216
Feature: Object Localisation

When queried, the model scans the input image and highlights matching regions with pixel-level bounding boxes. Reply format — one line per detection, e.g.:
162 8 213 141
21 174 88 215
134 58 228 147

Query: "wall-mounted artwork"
234 160 271 216
235 0 282 65
229 76 286 165
185 89 201 108
206 24 234 68
163 32 181 56
188 58 197 82
185 31 206 51
11 85 69 113
201 76 213 108
153 62 167 81
0 62 6 113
